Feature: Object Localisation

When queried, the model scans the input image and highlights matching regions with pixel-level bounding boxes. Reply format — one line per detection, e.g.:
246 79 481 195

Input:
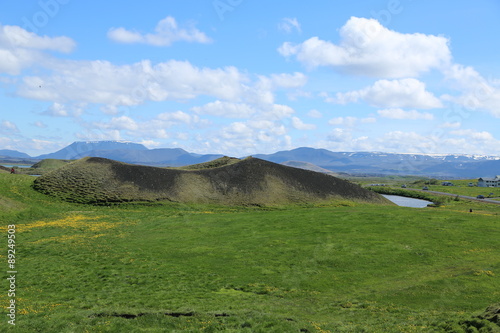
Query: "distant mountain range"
1 141 500 178
0 149 31 159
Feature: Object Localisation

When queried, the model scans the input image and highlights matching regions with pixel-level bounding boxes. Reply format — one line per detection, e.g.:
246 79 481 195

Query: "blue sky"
1 0 500 156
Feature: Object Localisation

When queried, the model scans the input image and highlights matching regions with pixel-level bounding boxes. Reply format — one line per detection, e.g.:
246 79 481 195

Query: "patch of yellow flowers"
0 214 121 232
0 213 123 244
15 214 117 233
473 269 495 277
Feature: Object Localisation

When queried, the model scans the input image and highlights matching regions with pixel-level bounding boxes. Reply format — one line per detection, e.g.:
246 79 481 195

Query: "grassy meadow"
1 173 500 332
353 176 500 204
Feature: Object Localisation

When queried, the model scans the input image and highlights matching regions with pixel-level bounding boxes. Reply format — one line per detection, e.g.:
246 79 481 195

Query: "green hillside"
30 158 73 170
1 173 499 332
32 156 389 206
175 156 241 170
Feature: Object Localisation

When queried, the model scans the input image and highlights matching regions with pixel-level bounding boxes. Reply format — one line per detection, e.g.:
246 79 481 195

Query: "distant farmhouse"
477 175 500 187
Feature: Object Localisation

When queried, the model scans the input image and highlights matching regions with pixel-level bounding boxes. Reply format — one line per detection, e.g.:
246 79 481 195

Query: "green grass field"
1 173 499 332
355 176 500 201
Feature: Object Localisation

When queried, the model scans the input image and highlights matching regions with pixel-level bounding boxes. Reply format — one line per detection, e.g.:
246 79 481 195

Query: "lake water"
382 194 433 208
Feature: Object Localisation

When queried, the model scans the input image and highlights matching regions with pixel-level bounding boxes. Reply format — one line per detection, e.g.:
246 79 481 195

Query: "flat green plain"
1 173 499 332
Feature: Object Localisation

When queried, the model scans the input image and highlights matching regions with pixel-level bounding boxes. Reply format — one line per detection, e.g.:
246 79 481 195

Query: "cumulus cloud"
278 17 451 78
291 116 316 130
192 101 256 118
42 102 69 117
440 129 500 154
108 16 212 46
268 72 307 89
215 119 290 154
0 24 75 75
18 58 305 116
41 102 84 117
328 116 358 127
19 59 250 107
307 109 323 118
442 64 500 117
361 117 376 123
327 78 443 109
450 129 495 141
278 18 301 34
90 111 205 140
327 116 376 128
33 121 47 128
0 120 19 133
377 108 434 120
378 131 438 153
327 128 353 143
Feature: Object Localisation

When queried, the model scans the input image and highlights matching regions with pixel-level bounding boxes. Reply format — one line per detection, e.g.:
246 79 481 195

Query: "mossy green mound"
31 158 73 169
33 156 390 205
176 156 241 170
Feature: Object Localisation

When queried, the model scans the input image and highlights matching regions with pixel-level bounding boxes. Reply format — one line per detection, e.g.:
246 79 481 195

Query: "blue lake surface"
382 194 433 208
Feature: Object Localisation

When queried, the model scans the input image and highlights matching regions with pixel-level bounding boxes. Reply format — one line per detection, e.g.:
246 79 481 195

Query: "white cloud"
157 110 199 124
139 140 162 149
440 122 461 128
307 109 323 118
41 102 85 118
221 122 253 139
279 17 451 78
0 24 75 52
442 64 500 117
18 59 250 107
450 129 495 141
215 120 291 154
361 117 376 123
33 121 47 128
291 116 316 130
278 18 301 34
328 78 443 109
0 24 75 75
377 108 434 120
327 128 352 143
90 111 206 140
377 131 438 153
328 116 357 127
42 102 69 117
108 16 212 46
1 120 19 133
17 59 306 116
105 116 139 131
268 72 307 89
269 104 295 119
192 100 295 122
192 101 256 118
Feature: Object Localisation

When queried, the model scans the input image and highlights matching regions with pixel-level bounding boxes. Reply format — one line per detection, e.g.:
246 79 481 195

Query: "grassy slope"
1 174 500 332
33 157 389 206
175 156 241 170
7 159 74 176
358 176 500 201
31 158 73 169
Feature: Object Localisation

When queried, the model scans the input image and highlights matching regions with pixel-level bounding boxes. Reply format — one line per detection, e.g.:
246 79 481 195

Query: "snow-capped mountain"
2 142 499 178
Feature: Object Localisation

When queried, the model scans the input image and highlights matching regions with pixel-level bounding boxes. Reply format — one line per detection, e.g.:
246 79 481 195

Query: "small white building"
478 175 500 187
